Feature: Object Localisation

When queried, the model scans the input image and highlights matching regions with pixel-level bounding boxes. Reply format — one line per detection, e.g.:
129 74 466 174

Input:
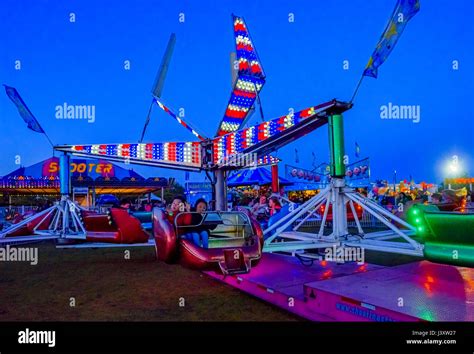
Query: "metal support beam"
271 164 279 194
215 169 227 211
328 114 346 178
59 153 70 196
262 108 424 258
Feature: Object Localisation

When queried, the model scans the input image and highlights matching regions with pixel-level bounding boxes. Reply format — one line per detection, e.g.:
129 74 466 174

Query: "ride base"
206 253 474 321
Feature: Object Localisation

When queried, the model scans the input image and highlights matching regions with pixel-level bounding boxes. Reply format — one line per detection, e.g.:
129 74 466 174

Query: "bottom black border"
0 321 472 353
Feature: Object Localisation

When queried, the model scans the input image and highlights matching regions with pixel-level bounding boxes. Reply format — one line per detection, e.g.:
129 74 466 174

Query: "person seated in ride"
183 199 210 249
166 195 211 246
119 199 132 211
252 195 269 220
166 195 191 226
268 196 282 216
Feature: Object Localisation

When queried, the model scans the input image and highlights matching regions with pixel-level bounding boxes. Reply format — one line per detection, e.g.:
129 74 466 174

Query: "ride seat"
81 210 115 231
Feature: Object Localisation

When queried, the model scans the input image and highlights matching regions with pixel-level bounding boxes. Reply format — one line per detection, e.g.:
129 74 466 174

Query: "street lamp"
449 163 459 174
444 157 465 189
393 170 397 192
445 159 462 177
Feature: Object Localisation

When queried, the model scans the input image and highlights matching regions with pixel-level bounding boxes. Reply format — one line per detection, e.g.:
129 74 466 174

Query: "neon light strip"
69 142 201 167
212 102 333 163
216 16 266 137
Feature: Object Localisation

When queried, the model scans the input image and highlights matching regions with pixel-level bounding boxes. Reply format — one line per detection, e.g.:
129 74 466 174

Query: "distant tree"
163 179 185 206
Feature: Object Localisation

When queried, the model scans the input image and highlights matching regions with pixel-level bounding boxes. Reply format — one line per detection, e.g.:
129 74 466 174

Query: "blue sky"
1 0 473 184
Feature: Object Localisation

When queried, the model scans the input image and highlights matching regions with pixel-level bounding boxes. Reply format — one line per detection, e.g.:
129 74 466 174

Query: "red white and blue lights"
56 16 339 173
155 98 206 141
68 142 202 168
233 16 264 78
213 104 328 164
216 16 266 136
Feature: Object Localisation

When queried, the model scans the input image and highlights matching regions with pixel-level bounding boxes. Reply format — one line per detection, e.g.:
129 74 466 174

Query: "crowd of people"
247 195 282 221
4 184 471 247
114 199 164 212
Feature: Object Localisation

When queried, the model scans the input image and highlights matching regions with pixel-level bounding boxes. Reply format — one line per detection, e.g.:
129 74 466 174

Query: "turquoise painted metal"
59 153 70 195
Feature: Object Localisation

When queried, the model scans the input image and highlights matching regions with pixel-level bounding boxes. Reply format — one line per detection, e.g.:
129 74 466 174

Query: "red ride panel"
152 208 178 263
319 204 364 222
84 208 148 243
82 211 115 232
109 208 149 243
152 208 263 274
7 212 54 237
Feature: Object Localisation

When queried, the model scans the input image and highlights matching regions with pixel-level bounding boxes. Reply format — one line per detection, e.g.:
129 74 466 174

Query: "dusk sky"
1 0 473 184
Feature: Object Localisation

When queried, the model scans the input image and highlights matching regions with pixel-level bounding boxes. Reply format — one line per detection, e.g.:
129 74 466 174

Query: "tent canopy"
3 156 145 180
0 157 167 195
227 167 293 187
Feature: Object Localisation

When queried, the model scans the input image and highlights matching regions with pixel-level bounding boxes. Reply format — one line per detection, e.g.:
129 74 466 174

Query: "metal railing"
0 206 38 221
292 209 390 230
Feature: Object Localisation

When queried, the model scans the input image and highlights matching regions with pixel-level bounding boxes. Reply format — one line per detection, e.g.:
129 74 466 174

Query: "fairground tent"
227 167 293 187
0 157 167 196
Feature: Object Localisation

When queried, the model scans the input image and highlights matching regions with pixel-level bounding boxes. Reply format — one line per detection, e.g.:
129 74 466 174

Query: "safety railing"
292 209 391 230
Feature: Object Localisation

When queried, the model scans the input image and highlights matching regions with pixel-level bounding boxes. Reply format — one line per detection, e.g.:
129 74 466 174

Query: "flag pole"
43 130 55 158
253 82 265 122
44 132 54 148
350 74 365 104
139 98 155 143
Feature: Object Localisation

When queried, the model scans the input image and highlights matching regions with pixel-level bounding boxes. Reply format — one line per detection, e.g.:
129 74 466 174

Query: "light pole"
393 170 397 192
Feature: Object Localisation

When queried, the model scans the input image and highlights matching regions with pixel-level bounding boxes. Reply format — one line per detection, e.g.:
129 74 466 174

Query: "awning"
227 167 293 187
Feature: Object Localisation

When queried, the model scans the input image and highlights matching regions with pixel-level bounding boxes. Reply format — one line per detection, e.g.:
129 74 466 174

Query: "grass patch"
0 242 299 321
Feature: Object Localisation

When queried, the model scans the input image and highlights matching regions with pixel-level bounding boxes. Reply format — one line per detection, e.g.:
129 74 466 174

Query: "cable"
295 252 314 267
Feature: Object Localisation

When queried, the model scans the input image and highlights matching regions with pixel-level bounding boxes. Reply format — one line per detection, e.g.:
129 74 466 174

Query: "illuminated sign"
345 158 370 180
285 164 327 184
47 162 114 174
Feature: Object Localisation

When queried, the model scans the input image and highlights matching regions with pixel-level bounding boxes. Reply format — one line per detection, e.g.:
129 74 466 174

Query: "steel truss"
263 177 423 257
0 196 86 244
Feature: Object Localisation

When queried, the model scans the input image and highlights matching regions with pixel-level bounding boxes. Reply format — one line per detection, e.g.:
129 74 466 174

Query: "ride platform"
206 253 474 321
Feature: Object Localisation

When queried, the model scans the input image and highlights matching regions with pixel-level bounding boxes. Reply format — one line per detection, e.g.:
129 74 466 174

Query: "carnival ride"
0 154 153 247
4 14 339 273
153 209 263 274
2 3 474 278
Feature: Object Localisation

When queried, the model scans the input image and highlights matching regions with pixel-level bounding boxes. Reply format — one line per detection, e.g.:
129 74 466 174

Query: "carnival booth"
184 182 213 207
0 157 168 207
227 167 293 200
284 164 328 202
